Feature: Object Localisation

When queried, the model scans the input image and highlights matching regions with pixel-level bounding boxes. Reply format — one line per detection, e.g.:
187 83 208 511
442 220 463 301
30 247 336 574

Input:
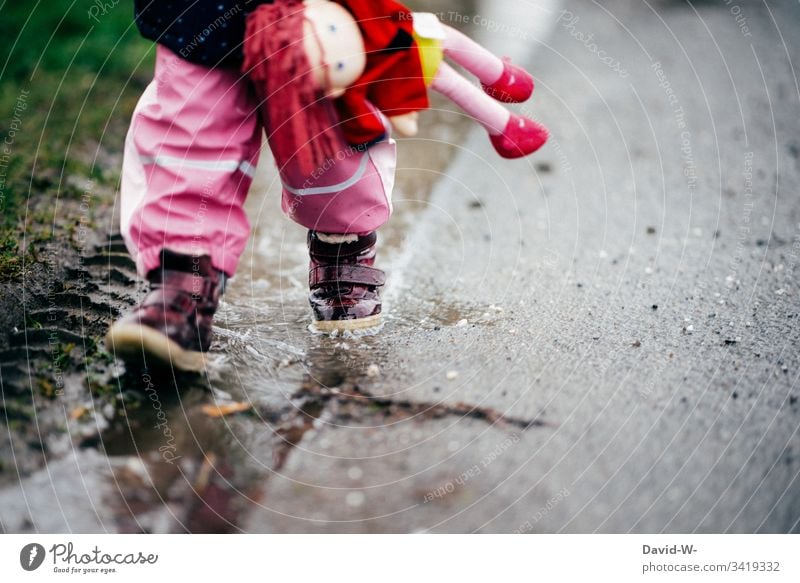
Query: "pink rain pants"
120 46 396 277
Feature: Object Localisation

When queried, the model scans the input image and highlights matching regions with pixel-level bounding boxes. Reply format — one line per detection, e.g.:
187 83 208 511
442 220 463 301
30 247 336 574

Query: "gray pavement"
2 0 799 533
237 0 800 533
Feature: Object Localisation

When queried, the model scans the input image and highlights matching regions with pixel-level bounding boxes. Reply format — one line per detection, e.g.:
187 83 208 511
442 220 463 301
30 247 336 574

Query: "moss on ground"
0 0 153 280
0 4 157 470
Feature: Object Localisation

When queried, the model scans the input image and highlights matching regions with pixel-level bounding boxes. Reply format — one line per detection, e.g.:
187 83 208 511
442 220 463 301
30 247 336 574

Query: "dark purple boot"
105 250 224 371
308 231 385 332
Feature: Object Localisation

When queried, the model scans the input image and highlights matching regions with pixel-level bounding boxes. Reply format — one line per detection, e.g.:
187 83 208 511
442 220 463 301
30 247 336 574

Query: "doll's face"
303 0 366 98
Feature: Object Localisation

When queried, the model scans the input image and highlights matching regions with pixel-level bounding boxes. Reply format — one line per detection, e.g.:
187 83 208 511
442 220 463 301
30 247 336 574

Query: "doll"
244 0 548 174
332 0 549 159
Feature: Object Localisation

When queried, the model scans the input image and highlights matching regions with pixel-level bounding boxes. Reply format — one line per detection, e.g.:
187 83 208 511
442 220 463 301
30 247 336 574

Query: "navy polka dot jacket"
134 0 273 67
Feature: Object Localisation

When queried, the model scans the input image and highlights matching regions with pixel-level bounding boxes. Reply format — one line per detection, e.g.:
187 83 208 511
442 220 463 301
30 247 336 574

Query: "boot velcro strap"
142 287 196 312
309 265 385 287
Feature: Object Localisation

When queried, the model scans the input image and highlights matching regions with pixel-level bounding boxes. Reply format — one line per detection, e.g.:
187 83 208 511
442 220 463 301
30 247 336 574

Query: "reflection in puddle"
86 286 518 532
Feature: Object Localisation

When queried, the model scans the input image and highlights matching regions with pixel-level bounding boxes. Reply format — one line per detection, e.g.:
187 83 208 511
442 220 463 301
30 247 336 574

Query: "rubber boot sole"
312 314 382 333
105 323 206 372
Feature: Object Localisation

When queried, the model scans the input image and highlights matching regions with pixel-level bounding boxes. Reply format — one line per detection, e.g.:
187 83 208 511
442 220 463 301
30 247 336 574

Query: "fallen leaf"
70 406 89 420
201 402 252 418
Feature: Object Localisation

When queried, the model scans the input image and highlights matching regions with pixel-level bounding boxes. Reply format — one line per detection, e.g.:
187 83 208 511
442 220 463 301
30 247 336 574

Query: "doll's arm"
388 112 419 136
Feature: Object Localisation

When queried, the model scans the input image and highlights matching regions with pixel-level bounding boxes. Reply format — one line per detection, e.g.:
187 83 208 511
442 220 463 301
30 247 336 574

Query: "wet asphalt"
233 0 800 533
2 0 799 533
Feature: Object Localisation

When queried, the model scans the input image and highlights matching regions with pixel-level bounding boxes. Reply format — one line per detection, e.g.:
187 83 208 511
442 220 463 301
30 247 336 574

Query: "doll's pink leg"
440 24 535 103
431 63 548 158
440 25 505 84
431 62 509 134
121 46 261 277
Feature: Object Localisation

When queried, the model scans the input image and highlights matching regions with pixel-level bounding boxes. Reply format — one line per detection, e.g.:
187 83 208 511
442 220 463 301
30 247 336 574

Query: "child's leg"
121 45 262 278
431 62 509 134
440 25 505 85
277 129 396 235
276 117 397 331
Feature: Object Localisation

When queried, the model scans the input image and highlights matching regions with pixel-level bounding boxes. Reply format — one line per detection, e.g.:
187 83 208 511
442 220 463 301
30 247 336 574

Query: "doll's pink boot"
490 114 549 159
481 58 535 104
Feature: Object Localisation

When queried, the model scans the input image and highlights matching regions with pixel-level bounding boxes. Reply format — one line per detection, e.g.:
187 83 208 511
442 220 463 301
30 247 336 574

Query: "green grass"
0 1 153 278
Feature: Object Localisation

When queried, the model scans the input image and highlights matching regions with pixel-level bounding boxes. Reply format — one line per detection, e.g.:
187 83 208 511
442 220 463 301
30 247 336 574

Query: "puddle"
1 70 515 532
